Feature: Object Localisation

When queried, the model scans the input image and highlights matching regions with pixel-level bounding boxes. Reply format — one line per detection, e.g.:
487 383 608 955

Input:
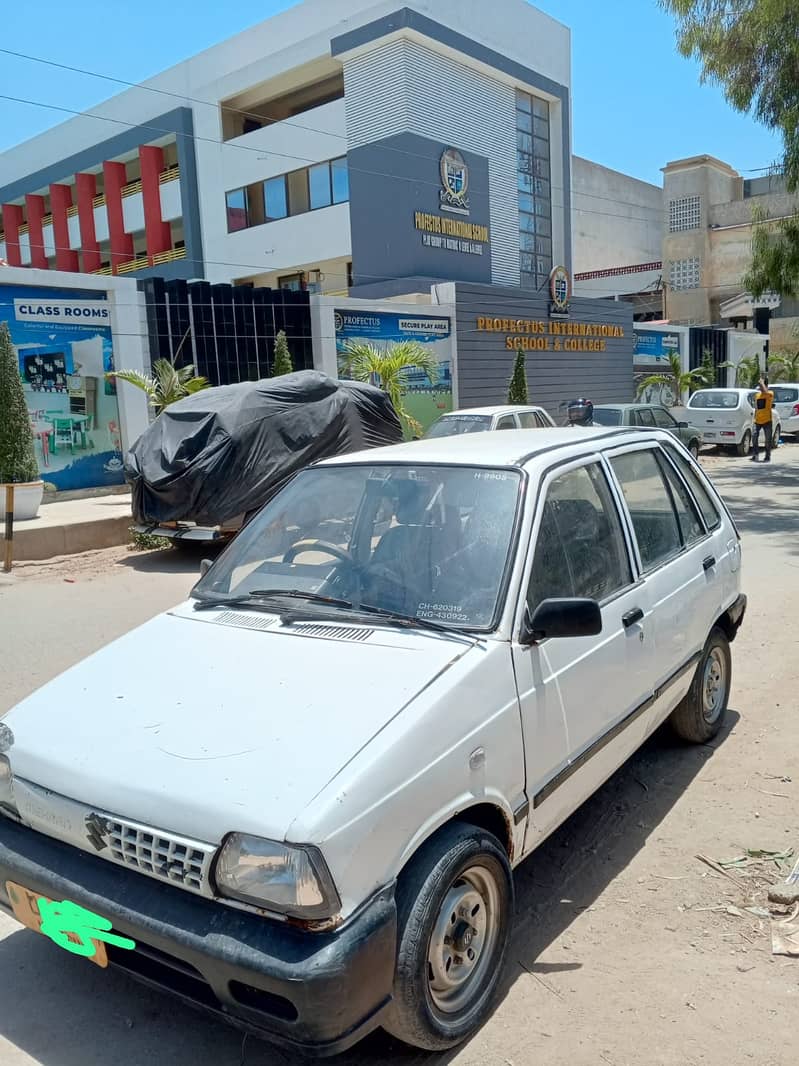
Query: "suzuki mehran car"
0 427 745 1055
685 387 781 455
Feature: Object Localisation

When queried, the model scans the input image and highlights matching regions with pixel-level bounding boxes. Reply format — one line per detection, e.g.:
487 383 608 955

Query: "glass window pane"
517 150 533 173
225 188 248 232
518 172 533 194
533 156 550 178
611 450 682 571
516 110 533 134
534 136 550 161
528 464 630 611
520 251 535 272
533 97 549 120
519 211 536 233
637 408 656 427
264 177 287 220
535 215 552 237
520 271 536 289
287 168 310 215
518 192 534 214
663 445 721 530
534 177 550 199
535 235 551 256
331 157 349 203
516 91 532 113
535 199 550 218
533 115 549 140
652 407 676 429
309 162 332 209
520 231 535 252
659 454 704 545
517 131 533 154
535 255 551 275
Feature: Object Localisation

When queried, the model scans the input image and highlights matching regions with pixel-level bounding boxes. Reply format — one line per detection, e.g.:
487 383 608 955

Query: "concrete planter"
1 480 45 521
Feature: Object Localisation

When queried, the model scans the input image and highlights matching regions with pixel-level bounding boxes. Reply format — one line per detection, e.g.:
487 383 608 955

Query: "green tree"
636 349 714 405
720 352 763 387
662 0 799 296
344 340 437 437
0 321 39 484
507 350 529 404
768 349 799 380
107 357 210 415
272 330 294 376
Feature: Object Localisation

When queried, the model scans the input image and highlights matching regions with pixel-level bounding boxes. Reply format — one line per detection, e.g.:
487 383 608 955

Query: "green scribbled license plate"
5 881 135 967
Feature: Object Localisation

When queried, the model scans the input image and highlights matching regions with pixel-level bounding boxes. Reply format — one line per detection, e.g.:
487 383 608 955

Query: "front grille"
97 816 216 895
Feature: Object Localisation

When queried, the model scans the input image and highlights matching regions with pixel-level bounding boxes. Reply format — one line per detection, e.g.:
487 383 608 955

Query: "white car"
0 428 745 1055
685 387 781 455
770 383 799 437
425 404 555 437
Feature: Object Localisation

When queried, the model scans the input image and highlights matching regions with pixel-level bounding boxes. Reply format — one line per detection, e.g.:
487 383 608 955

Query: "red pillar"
102 160 134 271
1 204 23 266
25 194 48 269
139 145 172 258
49 183 79 272
76 172 101 272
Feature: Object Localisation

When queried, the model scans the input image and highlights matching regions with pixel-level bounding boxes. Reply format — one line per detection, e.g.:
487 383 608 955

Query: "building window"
225 157 348 232
331 157 349 204
264 176 288 220
278 272 305 291
225 188 248 232
669 195 701 233
668 257 701 291
516 91 552 291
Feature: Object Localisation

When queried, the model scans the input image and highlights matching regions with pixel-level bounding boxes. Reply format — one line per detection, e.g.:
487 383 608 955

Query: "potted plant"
0 321 43 520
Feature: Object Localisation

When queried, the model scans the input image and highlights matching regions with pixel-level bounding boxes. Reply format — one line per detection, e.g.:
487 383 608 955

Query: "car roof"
319 426 673 470
437 405 545 416
772 381 799 387
593 402 664 410
691 386 751 394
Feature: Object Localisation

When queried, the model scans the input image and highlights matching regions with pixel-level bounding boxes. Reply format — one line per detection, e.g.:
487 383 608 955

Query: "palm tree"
768 350 799 381
720 352 763 388
107 357 210 415
636 350 715 406
343 340 438 436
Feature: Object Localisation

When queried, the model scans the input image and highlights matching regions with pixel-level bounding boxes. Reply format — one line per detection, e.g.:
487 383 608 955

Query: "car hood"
3 604 473 844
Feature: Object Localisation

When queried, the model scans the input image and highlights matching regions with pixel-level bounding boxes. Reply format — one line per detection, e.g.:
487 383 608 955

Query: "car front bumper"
0 816 397 1056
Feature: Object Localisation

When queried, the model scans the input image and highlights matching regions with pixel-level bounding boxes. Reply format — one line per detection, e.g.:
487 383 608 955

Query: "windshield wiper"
193 589 353 612
349 603 481 644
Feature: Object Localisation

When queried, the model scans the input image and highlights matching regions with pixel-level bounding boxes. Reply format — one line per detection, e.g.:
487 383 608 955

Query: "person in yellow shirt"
752 376 774 462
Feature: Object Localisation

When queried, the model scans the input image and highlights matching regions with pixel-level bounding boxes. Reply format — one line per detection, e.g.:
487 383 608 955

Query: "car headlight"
0 755 18 819
214 833 340 919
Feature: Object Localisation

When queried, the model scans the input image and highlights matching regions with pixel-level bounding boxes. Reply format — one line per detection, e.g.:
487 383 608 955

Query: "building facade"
662 155 799 342
0 0 572 300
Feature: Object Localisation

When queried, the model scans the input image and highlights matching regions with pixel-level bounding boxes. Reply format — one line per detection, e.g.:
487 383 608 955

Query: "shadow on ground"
0 713 738 1066
115 541 226 577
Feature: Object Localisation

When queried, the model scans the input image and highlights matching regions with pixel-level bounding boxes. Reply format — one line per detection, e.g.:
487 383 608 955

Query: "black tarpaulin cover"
126 371 403 526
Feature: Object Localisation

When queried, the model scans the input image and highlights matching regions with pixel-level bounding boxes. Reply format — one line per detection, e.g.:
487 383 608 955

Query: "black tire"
670 627 731 743
689 439 700 459
773 426 780 451
383 823 513 1051
736 430 751 457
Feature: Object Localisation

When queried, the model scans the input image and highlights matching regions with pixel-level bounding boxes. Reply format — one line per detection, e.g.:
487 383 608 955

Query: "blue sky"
0 0 784 186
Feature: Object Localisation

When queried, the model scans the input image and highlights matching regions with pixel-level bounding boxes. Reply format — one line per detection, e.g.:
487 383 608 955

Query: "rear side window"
662 444 721 531
527 463 631 611
610 449 682 571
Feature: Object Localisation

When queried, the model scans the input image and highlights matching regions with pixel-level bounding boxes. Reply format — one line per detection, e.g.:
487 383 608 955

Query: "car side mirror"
200 558 213 577
522 598 602 644
677 421 689 428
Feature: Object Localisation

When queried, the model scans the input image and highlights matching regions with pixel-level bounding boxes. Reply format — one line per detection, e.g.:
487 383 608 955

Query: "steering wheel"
282 540 355 566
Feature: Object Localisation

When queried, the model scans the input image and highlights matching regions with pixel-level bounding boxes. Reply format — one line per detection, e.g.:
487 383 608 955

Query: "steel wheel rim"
702 647 726 722
427 865 500 1014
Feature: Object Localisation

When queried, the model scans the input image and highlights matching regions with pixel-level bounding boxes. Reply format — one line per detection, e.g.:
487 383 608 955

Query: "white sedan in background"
425 405 555 437
770 384 799 437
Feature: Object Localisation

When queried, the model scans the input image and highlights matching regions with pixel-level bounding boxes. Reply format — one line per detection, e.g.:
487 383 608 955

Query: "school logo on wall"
549 265 571 316
439 148 470 215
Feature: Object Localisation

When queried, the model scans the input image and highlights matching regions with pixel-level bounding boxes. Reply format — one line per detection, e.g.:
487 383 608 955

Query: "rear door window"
495 415 517 430
609 449 682 571
517 412 538 429
528 463 631 610
657 454 704 545
661 444 721 531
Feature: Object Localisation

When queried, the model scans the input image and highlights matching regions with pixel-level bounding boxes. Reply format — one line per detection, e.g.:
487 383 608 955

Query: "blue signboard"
633 328 682 364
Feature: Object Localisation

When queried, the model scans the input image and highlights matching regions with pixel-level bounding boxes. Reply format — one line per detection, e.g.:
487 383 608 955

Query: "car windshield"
591 408 623 426
689 391 741 410
195 464 523 629
425 415 493 437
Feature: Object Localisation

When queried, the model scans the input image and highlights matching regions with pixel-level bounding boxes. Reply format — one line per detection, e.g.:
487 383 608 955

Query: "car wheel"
670 627 732 744
736 430 751 457
689 439 700 459
773 425 780 450
383 823 513 1051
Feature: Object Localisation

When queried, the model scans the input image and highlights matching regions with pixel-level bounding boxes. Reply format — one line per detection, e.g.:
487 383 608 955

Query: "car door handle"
703 555 716 572
622 607 644 628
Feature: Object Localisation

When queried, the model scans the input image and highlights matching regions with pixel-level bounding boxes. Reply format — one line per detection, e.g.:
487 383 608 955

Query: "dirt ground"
0 446 797 1066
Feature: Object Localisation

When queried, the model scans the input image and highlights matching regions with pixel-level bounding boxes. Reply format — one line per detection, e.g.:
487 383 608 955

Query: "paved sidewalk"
8 493 133 562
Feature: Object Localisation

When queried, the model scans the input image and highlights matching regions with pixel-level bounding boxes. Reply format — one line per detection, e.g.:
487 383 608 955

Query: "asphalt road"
1 447 798 1066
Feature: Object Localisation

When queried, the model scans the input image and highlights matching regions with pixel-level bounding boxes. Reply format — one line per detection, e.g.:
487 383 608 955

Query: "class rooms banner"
335 309 453 433
1 284 125 491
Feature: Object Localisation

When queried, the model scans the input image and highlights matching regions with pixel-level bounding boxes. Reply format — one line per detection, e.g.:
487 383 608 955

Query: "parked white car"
684 387 781 455
425 404 555 437
770 384 799 437
0 427 745 1055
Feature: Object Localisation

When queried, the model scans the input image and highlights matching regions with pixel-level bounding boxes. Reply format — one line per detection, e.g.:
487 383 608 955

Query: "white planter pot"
1 481 45 521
